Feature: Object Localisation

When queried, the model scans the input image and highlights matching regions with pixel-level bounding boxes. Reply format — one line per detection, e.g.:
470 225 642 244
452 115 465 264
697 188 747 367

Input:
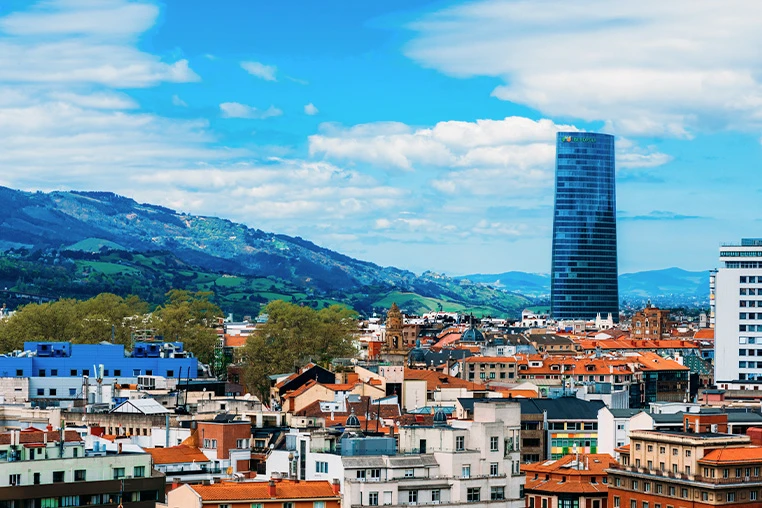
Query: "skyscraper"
712 239 762 386
551 132 619 322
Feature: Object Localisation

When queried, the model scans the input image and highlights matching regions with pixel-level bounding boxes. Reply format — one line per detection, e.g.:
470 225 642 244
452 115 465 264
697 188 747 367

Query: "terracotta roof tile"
403 368 486 391
146 445 210 465
700 446 762 464
190 480 339 501
0 429 82 445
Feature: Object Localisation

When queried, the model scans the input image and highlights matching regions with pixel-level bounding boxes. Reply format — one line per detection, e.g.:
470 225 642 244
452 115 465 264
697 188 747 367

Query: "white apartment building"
346 401 525 508
713 238 762 385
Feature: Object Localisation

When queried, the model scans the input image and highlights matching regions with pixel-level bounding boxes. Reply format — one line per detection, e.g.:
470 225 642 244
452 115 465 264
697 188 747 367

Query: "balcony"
164 466 224 476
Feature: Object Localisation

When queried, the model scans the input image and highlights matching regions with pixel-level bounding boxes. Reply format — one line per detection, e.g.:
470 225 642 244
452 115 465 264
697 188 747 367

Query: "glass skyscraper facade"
551 132 619 322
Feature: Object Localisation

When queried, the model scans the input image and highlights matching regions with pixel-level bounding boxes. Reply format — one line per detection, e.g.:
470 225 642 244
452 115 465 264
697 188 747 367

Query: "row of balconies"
612 465 762 486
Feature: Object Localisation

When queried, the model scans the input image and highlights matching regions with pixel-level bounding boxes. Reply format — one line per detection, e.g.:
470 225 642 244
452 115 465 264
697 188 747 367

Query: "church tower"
381 302 406 364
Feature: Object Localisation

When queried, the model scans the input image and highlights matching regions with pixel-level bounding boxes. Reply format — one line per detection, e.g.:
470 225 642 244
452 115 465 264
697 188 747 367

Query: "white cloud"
219 102 282 119
240 61 277 82
304 103 319 115
0 1 199 88
310 116 670 194
405 0 762 136
172 94 188 107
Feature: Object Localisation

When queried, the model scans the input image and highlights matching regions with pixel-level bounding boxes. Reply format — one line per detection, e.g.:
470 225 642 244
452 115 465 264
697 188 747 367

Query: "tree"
242 300 356 401
150 290 223 365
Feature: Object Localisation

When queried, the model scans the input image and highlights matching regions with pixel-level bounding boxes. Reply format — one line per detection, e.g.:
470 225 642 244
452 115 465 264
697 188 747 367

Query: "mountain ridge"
0 187 530 316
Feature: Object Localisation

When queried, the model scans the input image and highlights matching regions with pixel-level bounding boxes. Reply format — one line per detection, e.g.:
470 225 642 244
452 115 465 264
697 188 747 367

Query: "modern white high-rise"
713 239 762 386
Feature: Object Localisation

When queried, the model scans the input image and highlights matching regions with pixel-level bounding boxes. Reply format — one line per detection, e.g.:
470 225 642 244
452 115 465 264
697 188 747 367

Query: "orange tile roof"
403 368 486 391
190 480 339 501
324 383 356 391
694 329 715 340
283 379 318 400
522 454 617 495
576 338 698 351
700 446 762 464
146 445 210 465
635 351 689 371
224 335 247 347
495 388 539 399
464 356 518 363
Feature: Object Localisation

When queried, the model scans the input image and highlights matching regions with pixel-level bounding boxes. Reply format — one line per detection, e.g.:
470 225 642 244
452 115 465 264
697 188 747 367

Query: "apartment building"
608 413 762 508
523 454 618 508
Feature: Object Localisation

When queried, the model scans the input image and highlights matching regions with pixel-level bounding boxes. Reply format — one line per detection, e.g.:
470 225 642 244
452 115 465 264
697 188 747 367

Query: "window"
462 465 471 478
668 486 675 496
314 503 325 508
685 450 691 457
456 436 465 451
615 478 621 487
74 470 86 481
736 468 742 477
405 469 414 478
408 491 418 504
630 501 636 508
316 461 328 474
356 470 366 479
647 445 653 452
672 448 678 456
36 388 44 396
15 369 23 376
9 474 20 486
40 499 59 508
70 369 77 376
701 493 708 501
113 467 125 479
727 493 736 502
114 369 121 376
284 503 294 508
134 466 145 477
33 472 40 485
644 482 651 492
167 370 175 377
643 503 648 508
39 369 46 377
681 488 688 499
61 496 80 507
368 493 378 506
50 369 58 376
656 484 663 494
685 465 691 475
467 488 480 502
635 443 641 450
490 436 499 451
370 468 380 479
613 497 620 508
53 471 65 483
49 388 56 396
251 504 263 508
237 439 249 449
751 491 758 501
490 486 505 500
82 369 89 376
490 462 499 476
69 388 76 396
632 480 639 491
219 505 231 508
432 490 440 502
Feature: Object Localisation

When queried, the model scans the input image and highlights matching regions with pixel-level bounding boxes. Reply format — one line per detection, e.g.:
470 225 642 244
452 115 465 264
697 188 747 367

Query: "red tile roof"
403 368 486 391
0 429 82 445
694 329 715 340
190 480 339 501
146 445 210 465
700 446 762 464
523 454 618 495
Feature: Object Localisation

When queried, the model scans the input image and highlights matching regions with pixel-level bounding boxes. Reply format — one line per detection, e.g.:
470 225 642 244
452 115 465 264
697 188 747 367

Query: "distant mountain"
457 267 710 307
0 187 531 317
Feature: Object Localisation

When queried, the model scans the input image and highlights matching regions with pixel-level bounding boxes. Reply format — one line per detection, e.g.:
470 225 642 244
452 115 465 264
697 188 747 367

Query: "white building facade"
713 239 762 385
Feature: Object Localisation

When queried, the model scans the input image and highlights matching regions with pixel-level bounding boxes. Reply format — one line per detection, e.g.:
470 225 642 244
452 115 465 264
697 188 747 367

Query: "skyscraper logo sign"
562 136 597 143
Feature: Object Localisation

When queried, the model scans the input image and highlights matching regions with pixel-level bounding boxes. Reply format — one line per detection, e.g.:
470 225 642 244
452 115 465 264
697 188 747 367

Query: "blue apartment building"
0 341 198 405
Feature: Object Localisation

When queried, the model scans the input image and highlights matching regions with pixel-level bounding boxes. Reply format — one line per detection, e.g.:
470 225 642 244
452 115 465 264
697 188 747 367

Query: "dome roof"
408 339 426 365
345 409 361 429
460 326 485 342
433 407 447 426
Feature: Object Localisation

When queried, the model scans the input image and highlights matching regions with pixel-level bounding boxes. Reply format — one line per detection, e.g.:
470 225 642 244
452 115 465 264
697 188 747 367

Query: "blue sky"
0 0 760 276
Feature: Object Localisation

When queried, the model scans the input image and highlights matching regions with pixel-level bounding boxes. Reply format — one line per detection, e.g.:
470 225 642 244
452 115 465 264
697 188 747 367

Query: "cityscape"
0 2 760 508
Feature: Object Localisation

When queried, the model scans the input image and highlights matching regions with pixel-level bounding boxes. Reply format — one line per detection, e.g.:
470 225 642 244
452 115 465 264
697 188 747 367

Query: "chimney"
268 480 276 498
331 478 341 495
